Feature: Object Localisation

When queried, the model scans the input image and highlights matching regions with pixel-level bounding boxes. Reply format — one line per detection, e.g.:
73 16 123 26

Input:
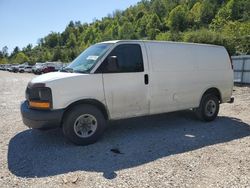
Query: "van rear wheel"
63 104 107 145
194 94 219 122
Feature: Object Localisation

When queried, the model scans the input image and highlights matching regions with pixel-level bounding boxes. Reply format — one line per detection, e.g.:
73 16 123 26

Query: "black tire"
62 104 107 145
194 94 219 122
37 127 54 131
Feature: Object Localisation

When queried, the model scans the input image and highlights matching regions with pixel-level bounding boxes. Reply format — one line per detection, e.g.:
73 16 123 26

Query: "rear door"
96 42 149 119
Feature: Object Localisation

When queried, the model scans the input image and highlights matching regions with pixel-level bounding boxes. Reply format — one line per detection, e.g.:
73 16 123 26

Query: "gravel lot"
0 71 250 188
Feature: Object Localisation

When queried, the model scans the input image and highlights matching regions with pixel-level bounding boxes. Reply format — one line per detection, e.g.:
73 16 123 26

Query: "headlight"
26 83 52 110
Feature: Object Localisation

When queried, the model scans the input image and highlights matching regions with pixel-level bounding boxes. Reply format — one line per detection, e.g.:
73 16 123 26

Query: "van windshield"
62 43 113 73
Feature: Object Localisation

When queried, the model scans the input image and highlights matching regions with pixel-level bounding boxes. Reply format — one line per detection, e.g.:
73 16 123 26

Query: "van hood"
31 72 85 84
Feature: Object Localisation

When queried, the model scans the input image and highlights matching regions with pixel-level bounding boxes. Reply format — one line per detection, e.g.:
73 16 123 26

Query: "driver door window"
96 44 144 73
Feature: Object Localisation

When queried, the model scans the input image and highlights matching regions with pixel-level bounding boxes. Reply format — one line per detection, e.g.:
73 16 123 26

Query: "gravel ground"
0 71 250 188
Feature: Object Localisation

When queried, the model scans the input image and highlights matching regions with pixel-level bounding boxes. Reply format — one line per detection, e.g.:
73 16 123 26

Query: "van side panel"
193 46 233 103
146 42 199 114
146 42 233 115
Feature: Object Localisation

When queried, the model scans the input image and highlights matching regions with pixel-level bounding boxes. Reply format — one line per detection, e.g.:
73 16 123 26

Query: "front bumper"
21 101 64 129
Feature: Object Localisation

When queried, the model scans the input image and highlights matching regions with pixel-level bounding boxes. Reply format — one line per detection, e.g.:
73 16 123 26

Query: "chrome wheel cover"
73 114 97 138
205 100 216 117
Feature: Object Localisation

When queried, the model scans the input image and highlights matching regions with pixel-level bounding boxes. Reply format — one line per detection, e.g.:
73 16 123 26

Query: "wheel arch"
200 87 222 104
62 99 110 123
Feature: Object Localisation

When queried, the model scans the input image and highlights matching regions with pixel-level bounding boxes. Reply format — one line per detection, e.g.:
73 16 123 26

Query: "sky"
0 0 141 53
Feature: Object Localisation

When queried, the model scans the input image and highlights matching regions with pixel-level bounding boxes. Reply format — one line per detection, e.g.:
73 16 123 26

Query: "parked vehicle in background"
41 62 62 73
53 62 63 71
0 65 5 70
11 65 19 73
59 63 70 72
1 64 10 71
24 65 33 73
7 66 12 72
21 40 234 146
0 64 34 73
32 63 45 74
6 65 12 71
18 65 25 73
2 65 7 70
31 62 63 74
42 66 56 73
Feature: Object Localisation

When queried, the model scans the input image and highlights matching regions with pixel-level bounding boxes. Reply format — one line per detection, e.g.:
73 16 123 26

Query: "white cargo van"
21 40 234 145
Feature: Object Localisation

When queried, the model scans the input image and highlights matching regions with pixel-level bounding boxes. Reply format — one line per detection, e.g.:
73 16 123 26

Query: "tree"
135 15 148 38
44 32 60 48
14 52 29 64
11 46 20 57
211 0 250 30
167 5 188 32
68 21 75 27
118 22 137 39
183 29 234 54
156 32 171 41
52 47 62 61
151 0 166 18
222 21 250 55
188 2 202 28
230 0 250 21
156 31 182 41
2 46 8 57
199 0 218 25
37 38 44 46
67 33 77 48
0 57 8 64
0 48 8 64
146 14 161 39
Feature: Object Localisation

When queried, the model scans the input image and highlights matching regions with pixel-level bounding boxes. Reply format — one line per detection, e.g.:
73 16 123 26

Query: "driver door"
96 43 149 119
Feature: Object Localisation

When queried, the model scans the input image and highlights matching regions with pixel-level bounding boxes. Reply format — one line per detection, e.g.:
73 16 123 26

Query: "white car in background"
18 65 25 73
24 65 33 73
32 63 45 74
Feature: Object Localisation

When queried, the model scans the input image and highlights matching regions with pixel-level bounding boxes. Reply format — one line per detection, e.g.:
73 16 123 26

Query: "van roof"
99 40 224 48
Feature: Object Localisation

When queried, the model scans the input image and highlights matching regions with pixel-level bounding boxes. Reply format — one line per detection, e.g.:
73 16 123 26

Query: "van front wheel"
194 94 219 122
62 104 107 145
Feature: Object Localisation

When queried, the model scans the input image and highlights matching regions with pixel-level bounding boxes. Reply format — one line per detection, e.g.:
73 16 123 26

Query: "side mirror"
107 56 119 72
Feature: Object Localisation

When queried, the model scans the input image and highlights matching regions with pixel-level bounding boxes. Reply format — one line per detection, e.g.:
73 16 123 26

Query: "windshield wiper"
73 70 88 74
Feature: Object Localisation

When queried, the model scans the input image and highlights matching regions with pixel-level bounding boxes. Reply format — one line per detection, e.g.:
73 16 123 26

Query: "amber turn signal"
29 101 50 109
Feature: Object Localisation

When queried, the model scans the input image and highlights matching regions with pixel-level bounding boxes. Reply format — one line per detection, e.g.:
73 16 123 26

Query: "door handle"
144 74 149 85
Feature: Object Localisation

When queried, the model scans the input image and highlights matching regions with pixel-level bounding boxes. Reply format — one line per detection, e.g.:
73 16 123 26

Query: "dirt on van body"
0 71 250 188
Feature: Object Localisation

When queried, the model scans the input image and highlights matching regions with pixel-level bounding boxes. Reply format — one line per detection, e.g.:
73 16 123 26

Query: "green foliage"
188 2 202 27
199 0 218 25
167 5 188 32
0 57 8 64
44 32 60 48
13 52 29 64
118 22 137 39
230 0 250 21
2 46 8 57
211 0 250 30
146 13 161 39
222 21 250 55
1 0 249 65
183 29 235 55
156 32 182 41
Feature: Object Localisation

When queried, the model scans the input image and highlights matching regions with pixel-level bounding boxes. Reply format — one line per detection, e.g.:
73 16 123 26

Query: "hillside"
0 0 249 64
